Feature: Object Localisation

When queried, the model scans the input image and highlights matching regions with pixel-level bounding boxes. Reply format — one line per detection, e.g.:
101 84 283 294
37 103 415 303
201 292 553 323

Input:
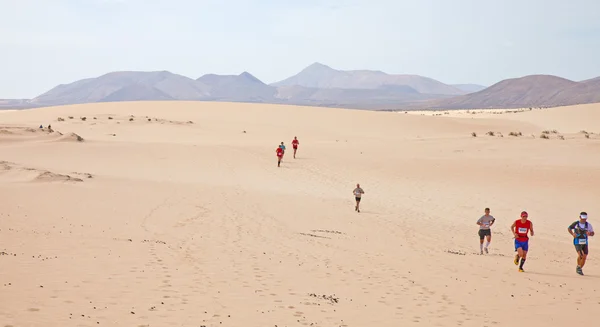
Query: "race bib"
518 227 527 234
578 239 587 245
483 223 490 227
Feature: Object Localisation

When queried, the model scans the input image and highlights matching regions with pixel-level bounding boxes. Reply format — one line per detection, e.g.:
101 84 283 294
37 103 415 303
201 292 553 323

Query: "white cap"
581 214 588 219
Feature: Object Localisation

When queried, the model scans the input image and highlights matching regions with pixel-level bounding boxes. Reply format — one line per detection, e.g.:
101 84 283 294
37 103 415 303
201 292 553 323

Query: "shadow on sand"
524 271 600 279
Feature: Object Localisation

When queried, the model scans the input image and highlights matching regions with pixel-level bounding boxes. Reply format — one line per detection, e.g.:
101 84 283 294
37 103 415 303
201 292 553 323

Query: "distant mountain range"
425 75 600 109
1 62 599 110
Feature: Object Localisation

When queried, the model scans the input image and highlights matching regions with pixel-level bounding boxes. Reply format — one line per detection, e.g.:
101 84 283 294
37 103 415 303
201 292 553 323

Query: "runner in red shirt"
510 211 534 272
292 136 299 159
276 146 284 167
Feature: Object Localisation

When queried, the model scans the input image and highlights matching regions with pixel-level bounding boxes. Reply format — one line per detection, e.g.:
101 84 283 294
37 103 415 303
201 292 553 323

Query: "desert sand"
1 101 600 327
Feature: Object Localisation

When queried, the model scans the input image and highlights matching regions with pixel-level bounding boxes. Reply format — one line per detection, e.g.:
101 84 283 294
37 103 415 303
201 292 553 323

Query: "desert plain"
1 101 600 327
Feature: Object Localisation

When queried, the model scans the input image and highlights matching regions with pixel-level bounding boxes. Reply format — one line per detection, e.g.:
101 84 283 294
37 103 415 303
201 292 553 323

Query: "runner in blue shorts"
511 211 534 272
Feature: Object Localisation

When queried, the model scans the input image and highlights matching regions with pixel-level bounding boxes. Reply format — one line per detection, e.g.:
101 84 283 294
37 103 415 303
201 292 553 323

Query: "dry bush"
80 117 87 121
585 134 590 139
471 132 477 137
558 135 565 140
148 118 151 122
540 134 549 139
68 116 74 119
541 130 550 134
486 131 495 136
508 132 522 137
108 117 113 120
129 118 134 121
57 117 65 122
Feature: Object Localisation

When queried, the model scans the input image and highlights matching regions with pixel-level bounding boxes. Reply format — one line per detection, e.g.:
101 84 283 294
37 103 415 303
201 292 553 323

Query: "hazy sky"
1 0 599 98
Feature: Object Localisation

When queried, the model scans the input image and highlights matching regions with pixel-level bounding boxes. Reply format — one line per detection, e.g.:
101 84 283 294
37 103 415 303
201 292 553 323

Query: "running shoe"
514 255 519 266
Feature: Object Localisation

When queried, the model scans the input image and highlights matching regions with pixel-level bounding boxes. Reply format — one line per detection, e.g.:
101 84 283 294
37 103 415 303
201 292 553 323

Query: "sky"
1 0 599 98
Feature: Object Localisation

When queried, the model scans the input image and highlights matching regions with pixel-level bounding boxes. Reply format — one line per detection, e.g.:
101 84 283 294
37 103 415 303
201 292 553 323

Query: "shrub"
57 117 65 122
540 134 549 139
80 117 87 121
558 135 565 140
541 130 550 134
508 132 522 137
486 131 495 136
129 118 134 121
68 116 74 119
471 132 477 137
585 134 590 139
108 117 113 120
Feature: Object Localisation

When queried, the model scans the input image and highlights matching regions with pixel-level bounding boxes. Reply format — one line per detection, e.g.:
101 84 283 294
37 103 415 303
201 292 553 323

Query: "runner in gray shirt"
476 208 496 254
353 184 364 213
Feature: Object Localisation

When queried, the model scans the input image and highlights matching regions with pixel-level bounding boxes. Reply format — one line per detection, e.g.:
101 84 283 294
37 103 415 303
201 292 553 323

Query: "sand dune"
0 160 90 183
1 101 599 326
0 125 86 144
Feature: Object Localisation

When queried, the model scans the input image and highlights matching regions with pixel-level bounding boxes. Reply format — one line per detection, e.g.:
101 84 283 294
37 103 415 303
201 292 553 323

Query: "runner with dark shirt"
568 212 595 275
